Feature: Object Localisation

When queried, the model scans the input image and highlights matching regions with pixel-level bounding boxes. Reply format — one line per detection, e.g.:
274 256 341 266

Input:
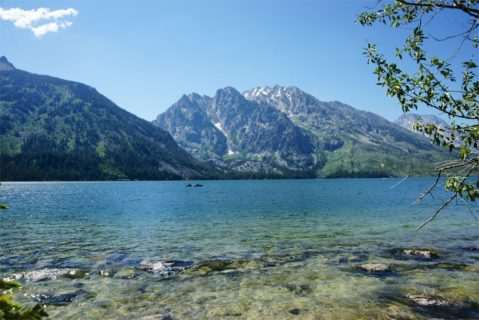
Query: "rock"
406 293 451 307
95 300 113 309
431 262 476 272
31 289 93 306
6 268 82 282
284 284 312 297
357 263 390 273
405 293 479 317
0 204 8 209
289 308 301 315
99 270 111 277
140 314 173 320
401 249 438 259
139 259 193 278
188 259 246 275
113 268 136 279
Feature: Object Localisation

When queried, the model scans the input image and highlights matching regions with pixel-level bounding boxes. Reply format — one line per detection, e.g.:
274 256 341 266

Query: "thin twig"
397 0 479 19
416 171 441 204
416 193 458 230
429 20 478 42
460 197 479 220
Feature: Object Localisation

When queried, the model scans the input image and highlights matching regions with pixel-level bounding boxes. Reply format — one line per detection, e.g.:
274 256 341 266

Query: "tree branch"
397 0 479 19
416 193 457 230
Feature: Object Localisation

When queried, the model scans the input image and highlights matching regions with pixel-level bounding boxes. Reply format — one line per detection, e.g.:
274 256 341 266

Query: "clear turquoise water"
0 179 478 319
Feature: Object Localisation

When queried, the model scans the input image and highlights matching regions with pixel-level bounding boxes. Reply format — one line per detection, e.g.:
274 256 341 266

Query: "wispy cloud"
0 7 78 38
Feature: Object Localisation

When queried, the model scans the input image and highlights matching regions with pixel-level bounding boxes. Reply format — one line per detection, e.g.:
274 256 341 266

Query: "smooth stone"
357 263 390 273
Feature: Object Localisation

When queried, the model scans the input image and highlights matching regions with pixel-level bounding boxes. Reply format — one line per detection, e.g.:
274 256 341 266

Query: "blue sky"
1 0 475 121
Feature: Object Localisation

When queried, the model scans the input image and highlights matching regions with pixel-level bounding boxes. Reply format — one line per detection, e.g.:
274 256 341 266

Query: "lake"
0 179 478 319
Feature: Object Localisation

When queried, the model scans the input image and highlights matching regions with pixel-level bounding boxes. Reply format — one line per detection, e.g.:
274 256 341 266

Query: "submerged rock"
139 259 193 278
406 293 451 307
391 248 439 260
113 268 137 279
405 293 479 318
188 259 248 275
284 284 312 297
289 308 301 315
140 314 173 320
31 289 93 306
430 262 477 272
99 270 111 277
5 268 83 282
402 249 438 259
357 263 390 273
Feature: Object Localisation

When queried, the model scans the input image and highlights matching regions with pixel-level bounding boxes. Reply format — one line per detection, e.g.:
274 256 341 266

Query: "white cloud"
0 7 78 38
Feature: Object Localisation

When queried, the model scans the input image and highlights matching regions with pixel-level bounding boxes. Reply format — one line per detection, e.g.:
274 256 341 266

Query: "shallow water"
0 179 478 319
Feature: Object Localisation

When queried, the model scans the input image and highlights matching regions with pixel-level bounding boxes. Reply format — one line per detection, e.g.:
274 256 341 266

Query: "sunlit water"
0 179 478 319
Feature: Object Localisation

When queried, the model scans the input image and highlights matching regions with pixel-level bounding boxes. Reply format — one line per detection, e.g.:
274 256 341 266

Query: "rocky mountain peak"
243 85 320 115
244 85 303 98
213 87 246 107
215 86 242 97
0 56 16 71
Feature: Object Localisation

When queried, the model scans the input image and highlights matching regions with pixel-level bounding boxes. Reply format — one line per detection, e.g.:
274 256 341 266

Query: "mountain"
0 57 218 181
395 113 449 132
154 87 316 178
155 85 453 178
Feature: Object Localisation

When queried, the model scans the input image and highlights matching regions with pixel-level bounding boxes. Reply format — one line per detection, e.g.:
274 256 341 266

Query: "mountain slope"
0 57 217 181
155 85 453 178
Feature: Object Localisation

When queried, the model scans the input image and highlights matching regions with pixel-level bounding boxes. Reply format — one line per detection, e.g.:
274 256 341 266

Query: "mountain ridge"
155 85 453 178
